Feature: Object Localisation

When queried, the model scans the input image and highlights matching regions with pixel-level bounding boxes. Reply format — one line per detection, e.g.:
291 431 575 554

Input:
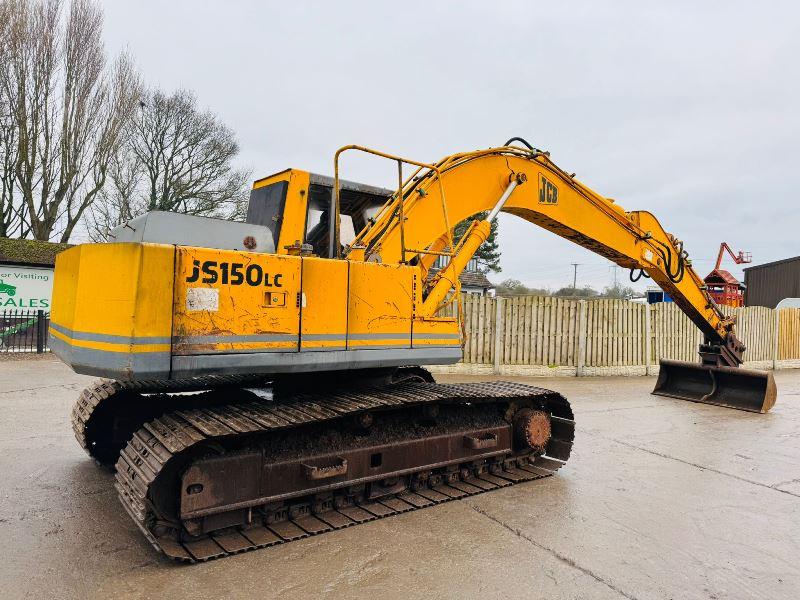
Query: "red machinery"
704 243 751 307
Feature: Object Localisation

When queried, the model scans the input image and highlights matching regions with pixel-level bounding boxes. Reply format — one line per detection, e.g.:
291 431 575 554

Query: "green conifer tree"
453 211 501 272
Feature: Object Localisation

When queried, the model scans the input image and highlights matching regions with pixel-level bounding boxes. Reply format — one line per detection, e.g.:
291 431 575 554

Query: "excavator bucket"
653 359 776 413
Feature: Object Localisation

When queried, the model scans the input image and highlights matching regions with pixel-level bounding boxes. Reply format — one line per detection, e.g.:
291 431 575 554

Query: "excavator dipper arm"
346 143 774 412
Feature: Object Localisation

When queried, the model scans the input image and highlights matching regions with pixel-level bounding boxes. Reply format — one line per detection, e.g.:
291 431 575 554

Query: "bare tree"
0 0 141 241
0 0 26 237
88 88 251 240
0 103 24 237
133 89 249 216
85 140 141 241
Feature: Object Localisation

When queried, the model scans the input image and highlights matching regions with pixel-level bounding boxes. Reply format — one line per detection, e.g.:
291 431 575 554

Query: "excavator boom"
351 144 731 348
336 142 775 411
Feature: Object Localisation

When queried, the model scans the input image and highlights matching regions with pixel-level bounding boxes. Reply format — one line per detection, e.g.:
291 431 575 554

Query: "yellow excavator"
52 140 776 562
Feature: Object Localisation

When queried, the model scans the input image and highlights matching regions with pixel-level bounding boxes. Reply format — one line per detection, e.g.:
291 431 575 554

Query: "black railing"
0 310 50 353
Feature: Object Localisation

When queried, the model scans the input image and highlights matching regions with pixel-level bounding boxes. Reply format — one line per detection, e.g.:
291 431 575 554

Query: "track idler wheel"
513 408 552 453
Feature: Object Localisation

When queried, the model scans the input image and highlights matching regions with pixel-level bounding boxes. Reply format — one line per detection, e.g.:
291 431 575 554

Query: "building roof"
704 268 741 285
743 255 800 272
428 267 494 290
0 237 71 267
743 255 800 308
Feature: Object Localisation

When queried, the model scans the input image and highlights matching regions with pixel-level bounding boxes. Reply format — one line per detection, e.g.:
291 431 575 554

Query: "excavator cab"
246 170 391 258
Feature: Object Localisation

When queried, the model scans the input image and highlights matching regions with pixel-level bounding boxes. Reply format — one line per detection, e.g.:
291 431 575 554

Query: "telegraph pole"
571 263 579 291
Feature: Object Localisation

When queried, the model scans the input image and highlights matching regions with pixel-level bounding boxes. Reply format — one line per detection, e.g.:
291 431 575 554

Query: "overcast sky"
102 1 798 292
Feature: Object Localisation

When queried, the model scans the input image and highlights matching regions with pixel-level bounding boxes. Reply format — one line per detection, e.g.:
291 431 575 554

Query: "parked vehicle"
0 280 17 297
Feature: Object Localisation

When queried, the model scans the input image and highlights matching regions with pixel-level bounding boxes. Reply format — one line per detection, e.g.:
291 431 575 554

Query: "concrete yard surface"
1 358 799 599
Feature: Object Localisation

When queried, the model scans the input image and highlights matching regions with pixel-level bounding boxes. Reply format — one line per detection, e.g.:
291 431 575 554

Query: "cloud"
102 0 799 290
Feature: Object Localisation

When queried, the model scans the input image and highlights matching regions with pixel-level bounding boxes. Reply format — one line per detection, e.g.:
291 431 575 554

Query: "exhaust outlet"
652 359 776 413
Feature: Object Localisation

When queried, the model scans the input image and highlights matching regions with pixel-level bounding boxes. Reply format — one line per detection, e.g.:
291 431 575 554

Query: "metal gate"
0 310 50 353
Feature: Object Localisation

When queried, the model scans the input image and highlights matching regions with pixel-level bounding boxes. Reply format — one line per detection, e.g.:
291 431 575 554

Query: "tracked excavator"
51 140 776 562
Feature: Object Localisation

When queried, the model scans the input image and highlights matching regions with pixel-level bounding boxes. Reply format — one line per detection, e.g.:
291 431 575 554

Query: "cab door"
300 257 348 351
347 261 413 352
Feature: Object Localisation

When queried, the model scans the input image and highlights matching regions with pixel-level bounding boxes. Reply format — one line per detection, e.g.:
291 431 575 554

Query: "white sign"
0 264 54 312
186 287 219 312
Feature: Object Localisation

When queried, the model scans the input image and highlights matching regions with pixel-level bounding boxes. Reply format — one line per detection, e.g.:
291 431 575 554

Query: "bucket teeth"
652 359 776 413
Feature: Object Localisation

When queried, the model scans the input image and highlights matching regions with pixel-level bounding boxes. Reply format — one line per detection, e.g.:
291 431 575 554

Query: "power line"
515 263 605 275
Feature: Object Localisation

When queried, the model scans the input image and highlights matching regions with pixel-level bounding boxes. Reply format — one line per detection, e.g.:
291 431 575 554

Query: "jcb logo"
538 174 558 204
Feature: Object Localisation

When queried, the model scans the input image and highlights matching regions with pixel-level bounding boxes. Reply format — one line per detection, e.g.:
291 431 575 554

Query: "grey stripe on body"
304 333 460 341
50 322 171 345
174 333 299 344
50 322 458 347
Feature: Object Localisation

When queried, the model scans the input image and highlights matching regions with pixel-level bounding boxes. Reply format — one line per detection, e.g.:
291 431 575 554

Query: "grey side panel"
50 335 171 381
109 211 276 254
171 347 462 379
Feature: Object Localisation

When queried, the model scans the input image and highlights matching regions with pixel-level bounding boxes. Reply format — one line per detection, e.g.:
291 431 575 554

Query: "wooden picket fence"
449 294 800 372
779 308 800 360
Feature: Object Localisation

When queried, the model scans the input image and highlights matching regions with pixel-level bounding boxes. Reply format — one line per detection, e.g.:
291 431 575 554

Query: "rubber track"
114 380 574 562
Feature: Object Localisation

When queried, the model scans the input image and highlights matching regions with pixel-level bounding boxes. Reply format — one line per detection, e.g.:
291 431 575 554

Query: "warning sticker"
186 287 219 312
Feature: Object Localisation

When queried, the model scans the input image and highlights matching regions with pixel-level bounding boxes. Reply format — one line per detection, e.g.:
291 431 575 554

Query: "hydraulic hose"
652 238 686 284
503 137 538 151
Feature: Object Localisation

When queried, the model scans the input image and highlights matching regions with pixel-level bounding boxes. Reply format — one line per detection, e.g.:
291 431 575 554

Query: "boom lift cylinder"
422 174 525 315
